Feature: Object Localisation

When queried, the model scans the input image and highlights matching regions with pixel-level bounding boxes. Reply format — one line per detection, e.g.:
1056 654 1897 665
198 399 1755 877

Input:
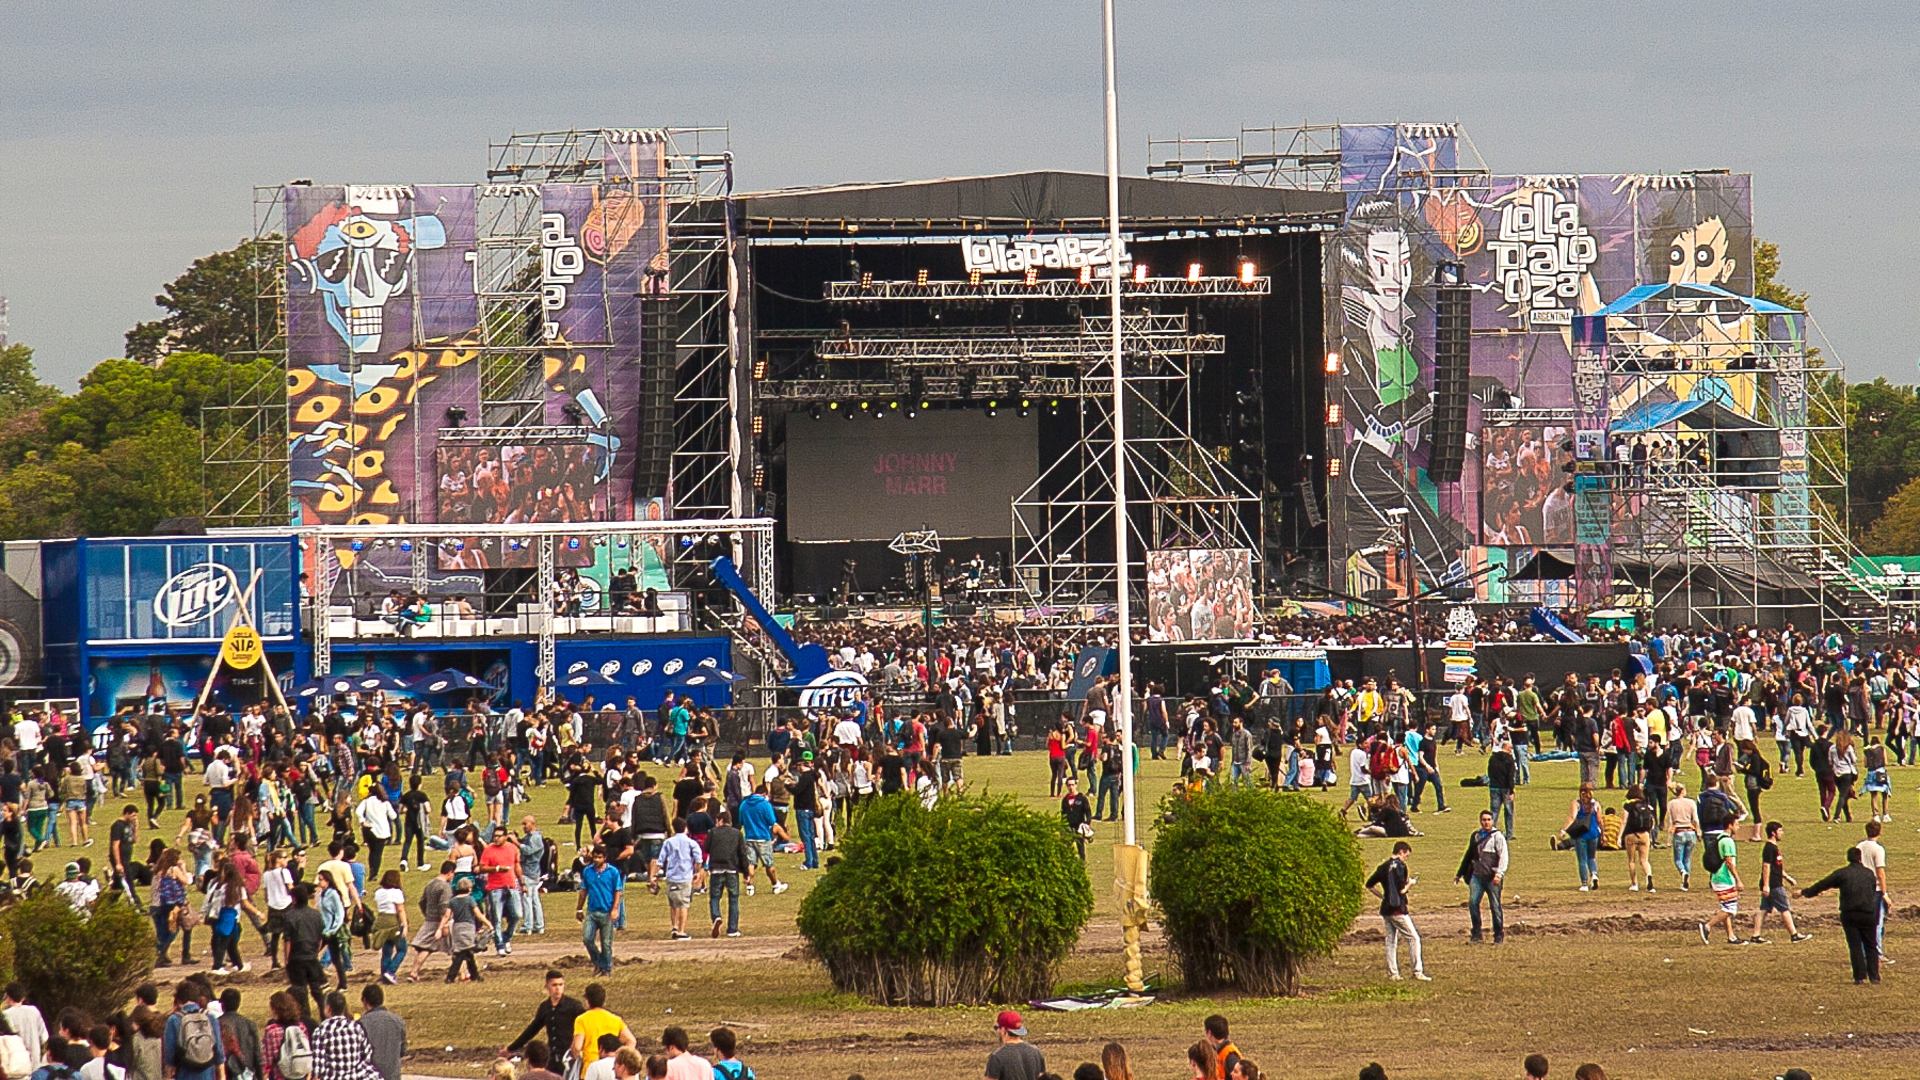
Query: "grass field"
92 746 1920 1079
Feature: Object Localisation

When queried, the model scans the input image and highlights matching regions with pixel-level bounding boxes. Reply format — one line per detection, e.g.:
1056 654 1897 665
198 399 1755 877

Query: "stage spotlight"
561 401 586 425
1019 397 1031 409
1239 261 1256 285
349 539 364 552
871 404 883 419
968 268 982 286
905 404 917 419
1187 263 1202 282
1023 268 1038 286
1325 402 1343 425
1078 265 1092 285
751 415 764 435
1325 350 1343 374
1327 457 1343 478
916 268 929 286
567 537 581 550
986 403 998 417
679 535 695 548
1018 403 1030 417
810 405 823 421
844 405 856 420
859 400 871 411
1133 264 1148 283
887 400 899 411
1011 301 1025 321
860 271 874 288
399 540 413 553
828 400 840 410
444 405 467 427
752 358 767 380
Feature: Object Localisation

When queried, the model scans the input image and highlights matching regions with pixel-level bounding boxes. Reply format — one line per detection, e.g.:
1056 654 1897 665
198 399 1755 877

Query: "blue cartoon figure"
288 189 446 353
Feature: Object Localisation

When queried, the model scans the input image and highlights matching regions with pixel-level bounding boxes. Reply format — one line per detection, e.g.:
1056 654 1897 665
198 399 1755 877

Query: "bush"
796 791 1093 1005
1150 785 1362 996
6 892 155 1019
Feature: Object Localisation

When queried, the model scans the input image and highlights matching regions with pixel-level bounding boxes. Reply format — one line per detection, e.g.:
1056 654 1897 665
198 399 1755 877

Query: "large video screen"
435 443 599 568
785 411 1038 542
1479 424 1575 547
1146 548 1256 643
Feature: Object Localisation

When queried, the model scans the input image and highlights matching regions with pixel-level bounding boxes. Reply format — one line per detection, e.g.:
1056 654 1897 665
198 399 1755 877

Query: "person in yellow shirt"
569 983 635 1068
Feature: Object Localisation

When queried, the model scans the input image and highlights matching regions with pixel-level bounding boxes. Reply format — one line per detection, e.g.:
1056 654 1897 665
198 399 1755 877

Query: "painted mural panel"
1324 124 1754 593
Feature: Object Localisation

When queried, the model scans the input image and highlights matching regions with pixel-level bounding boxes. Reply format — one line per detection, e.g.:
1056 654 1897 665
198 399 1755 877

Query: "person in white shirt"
832 715 863 749
1341 745 1372 818
1730 701 1757 744
356 791 398 876
4 984 48 1068
13 718 40 774
54 863 100 913
1857 820 1891 961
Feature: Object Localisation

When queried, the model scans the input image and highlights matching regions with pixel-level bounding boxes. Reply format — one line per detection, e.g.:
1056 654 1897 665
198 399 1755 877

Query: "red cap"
995 1011 1026 1035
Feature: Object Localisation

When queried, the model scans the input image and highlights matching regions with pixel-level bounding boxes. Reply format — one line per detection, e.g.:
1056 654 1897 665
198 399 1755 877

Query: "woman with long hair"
24 765 56 852
1561 782 1603 891
1047 722 1070 797
1187 1042 1217 1080
149 846 195 966
1832 728 1860 823
126 1004 166 1080
1101 1043 1133 1080
260 991 308 1080
205 858 251 975
316 868 350 990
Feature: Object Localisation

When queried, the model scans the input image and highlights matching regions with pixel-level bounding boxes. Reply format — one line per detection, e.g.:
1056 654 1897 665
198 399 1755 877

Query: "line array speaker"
1427 279 1471 483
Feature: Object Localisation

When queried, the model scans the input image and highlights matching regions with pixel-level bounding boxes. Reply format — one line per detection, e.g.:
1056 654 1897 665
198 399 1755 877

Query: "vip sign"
960 235 1129 276
1488 191 1597 326
152 565 243 630
220 625 264 670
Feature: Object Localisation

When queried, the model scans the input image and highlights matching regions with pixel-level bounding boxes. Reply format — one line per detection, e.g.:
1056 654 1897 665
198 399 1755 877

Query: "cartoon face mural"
288 188 447 354
1665 216 1737 287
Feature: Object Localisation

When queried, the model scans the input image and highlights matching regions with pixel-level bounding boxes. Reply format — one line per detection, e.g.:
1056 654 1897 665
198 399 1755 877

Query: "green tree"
125 239 278 363
1844 378 1920 533
0 448 85 539
1752 239 1809 311
1150 785 1362 996
0 344 60 419
1862 475 1920 554
796 792 1093 1005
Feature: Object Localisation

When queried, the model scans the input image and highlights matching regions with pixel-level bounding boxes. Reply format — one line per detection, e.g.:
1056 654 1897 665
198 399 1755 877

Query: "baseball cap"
64 863 81 880
995 1010 1025 1036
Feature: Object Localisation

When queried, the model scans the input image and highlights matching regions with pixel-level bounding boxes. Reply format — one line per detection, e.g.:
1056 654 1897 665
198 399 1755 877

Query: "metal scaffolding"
202 187 291 528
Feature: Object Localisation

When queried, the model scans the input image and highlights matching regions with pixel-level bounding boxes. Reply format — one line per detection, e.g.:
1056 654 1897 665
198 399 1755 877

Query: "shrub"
6 892 155 1019
1150 785 1362 996
796 791 1093 1005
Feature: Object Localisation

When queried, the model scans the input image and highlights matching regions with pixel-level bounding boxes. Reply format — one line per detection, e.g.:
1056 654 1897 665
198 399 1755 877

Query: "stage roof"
730 171 1346 233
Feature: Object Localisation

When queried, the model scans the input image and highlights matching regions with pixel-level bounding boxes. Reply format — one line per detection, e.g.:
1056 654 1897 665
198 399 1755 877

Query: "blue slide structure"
709 555 834 684
1529 606 1587 644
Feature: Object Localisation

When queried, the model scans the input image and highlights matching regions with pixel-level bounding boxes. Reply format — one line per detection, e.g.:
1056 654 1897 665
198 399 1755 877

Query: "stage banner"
1324 146 1754 582
285 184 479 535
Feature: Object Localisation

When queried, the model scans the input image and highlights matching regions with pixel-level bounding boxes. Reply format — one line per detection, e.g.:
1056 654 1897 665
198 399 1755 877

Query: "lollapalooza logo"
959 235 1128 276
1488 190 1598 326
152 565 243 629
540 212 586 341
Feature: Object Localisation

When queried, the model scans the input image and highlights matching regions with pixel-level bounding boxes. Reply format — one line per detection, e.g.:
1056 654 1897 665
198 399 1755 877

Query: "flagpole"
1102 0 1147 995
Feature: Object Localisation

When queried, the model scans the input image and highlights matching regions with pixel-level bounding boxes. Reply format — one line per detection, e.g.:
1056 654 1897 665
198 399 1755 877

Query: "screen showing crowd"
1145 548 1257 643
436 443 600 568
1480 425 1575 547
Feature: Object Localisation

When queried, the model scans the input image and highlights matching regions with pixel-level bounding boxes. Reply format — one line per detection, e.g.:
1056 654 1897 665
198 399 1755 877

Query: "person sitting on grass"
1354 793 1420 839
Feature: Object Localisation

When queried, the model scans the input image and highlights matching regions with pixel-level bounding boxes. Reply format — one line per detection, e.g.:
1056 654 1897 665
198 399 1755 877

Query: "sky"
2 1 1916 388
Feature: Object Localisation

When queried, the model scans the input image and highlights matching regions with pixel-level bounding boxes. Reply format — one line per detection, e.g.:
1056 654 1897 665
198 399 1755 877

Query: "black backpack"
1702 832 1732 875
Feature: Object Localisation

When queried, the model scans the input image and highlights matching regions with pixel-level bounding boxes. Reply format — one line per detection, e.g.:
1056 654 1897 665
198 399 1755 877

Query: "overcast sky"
2 1 1915 387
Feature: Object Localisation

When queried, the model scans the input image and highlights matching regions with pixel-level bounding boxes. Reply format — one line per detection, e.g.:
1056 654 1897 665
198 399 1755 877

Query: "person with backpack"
707 1029 750 1080
1621 784 1657 892
1697 821 1744 946
161 981 223 1080
260 992 311 1080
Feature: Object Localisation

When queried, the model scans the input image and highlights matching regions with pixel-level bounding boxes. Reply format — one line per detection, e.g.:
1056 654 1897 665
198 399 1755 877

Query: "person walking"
1486 737 1516 838
576 846 624 977
657 820 703 942
1059 778 1093 861
355 986 405 1080
405 863 455 984
1666 782 1698 892
1697 823 1743 946
311 992 380 1080
444 874 492 984
368 870 409 986
1857 820 1891 964
502 971 585 1080
281 883 330 1022
1801 847 1882 984
1749 821 1811 945
1366 841 1429 981
704 811 746 939
1559 784 1603 891
1621 784 1656 892
162 981 224 1080
481 826 524 958
1456 810 1508 945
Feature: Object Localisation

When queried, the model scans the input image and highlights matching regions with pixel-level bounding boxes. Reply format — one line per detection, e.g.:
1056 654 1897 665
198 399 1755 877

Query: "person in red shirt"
479 825 524 957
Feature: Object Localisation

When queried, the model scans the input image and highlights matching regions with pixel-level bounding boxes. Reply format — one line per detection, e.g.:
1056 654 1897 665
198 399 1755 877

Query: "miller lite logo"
630 659 654 676
152 565 241 629
663 658 685 675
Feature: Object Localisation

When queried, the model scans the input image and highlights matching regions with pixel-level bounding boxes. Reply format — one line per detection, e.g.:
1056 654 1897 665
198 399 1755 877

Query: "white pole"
1102 0 1134 852
1102 0 1146 996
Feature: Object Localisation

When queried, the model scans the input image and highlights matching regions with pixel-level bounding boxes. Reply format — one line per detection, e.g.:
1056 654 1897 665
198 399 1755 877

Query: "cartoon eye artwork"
1695 245 1715 269
1669 244 1687 268
376 248 408 286
319 247 351 283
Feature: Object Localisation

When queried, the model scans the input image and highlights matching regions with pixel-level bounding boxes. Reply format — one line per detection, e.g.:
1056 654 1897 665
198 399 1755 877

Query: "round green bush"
796 791 1093 1005
4 891 155 1019
1150 785 1363 996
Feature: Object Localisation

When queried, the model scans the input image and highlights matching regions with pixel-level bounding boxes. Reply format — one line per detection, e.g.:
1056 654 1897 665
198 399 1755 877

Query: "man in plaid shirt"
313 991 381 1080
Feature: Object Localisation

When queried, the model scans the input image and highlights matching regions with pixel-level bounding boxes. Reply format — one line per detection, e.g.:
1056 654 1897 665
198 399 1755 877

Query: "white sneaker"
1414 972 1432 981
237 963 252 974
1629 884 1640 892
1578 885 1591 892
746 883 756 896
400 861 408 872
772 881 790 895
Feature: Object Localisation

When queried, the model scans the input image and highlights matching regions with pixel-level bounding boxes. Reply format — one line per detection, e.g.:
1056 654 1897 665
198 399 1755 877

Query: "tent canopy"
1591 282 1799 318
